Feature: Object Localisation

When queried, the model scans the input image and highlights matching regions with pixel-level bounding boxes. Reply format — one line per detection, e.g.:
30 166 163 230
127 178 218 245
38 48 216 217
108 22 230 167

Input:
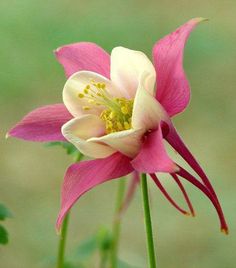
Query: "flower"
8 18 228 234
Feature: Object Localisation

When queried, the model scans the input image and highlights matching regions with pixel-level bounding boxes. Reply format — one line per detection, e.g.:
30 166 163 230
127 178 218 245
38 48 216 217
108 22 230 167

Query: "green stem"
141 173 157 268
56 152 83 268
110 178 126 268
56 212 70 268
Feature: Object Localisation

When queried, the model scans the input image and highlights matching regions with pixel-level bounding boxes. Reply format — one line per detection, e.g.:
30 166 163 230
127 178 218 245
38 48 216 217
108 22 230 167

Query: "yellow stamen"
78 93 84 98
83 106 90 110
109 111 115 119
124 121 130 130
79 80 133 133
121 106 129 115
117 122 123 131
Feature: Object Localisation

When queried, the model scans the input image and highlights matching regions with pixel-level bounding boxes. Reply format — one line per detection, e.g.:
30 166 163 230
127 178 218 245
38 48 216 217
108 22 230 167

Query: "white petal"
62 114 116 158
132 72 168 131
88 128 145 158
110 47 156 98
63 71 122 117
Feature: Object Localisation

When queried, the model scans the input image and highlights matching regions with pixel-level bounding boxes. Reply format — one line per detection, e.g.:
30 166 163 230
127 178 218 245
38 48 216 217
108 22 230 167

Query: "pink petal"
150 173 189 215
8 104 72 142
56 152 133 229
177 166 228 233
164 121 219 202
55 42 110 79
131 126 178 173
171 173 195 216
153 18 206 117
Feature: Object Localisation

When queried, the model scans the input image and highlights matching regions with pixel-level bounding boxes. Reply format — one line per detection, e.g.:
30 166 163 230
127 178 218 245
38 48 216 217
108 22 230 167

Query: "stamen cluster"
78 80 133 134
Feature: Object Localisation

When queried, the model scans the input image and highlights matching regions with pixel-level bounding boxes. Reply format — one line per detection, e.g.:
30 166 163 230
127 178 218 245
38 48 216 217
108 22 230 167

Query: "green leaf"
45 142 84 162
45 141 75 154
96 226 112 251
0 203 12 221
0 224 8 245
45 141 62 147
45 141 83 158
62 142 78 155
75 236 98 259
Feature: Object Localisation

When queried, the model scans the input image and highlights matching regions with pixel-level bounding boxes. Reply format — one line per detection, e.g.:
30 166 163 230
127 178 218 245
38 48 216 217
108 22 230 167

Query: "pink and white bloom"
8 18 228 233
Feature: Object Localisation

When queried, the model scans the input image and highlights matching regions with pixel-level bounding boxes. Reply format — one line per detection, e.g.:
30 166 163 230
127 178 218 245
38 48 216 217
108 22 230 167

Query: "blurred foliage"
45 142 83 162
1 0 236 267
0 225 8 245
0 204 12 245
45 142 78 156
0 203 12 221
70 226 135 268
50 226 134 267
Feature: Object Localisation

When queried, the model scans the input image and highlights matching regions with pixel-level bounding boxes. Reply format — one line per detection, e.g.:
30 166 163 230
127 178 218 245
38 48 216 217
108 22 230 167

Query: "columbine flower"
8 18 228 233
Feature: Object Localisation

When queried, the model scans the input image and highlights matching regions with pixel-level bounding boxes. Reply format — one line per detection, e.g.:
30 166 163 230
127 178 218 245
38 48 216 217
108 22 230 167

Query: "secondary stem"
74 151 84 162
110 178 126 268
56 212 70 268
99 250 109 268
141 173 157 268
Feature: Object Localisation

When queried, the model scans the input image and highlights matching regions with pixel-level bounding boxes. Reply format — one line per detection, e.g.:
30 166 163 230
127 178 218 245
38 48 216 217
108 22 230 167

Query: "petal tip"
191 211 196 217
192 17 209 23
221 227 229 235
5 132 10 139
173 164 180 173
184 211 191 216
56 227 61 235
184 211 196 217
56 217 63 233
53 46 62 56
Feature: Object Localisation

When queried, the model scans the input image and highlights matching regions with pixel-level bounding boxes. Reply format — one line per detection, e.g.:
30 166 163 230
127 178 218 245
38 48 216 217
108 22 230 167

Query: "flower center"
78 80 133 134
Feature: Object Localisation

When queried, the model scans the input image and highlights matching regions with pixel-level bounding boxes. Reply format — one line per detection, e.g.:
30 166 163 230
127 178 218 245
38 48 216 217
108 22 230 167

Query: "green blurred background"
1 0 236 267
